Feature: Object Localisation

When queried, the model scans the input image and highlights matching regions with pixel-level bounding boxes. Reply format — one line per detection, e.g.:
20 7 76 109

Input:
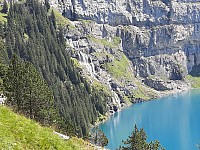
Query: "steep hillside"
0 106 95 150
2 0 200 141
1 0 110 137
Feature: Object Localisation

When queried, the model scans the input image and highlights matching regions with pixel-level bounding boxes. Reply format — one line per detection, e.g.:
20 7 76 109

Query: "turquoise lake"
99 90 200 150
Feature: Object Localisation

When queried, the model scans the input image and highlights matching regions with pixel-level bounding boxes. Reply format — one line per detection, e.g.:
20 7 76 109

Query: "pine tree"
1 0 8 14
91 126 108 147
119 125 165 150
50 10 56 29
44 0 50 11
4 54 24 111
0 23 4 38
0 39 7 91
0 38 7 74
4 55 56 124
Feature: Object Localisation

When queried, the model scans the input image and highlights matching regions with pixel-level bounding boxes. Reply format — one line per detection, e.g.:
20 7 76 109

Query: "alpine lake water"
99 90 200 150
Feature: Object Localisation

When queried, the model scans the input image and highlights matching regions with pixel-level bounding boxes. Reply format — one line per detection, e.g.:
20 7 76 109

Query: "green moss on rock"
88 36 120 48
51 9 75 29
106 52 132 81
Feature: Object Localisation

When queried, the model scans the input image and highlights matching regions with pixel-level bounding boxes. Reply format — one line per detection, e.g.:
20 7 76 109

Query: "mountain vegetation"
0 0 109 138
0 38 7 92
186 75 200 88
1 0 8 14
0 106 95 150
90 126 108 147
4 54 56 125
118 125 165 150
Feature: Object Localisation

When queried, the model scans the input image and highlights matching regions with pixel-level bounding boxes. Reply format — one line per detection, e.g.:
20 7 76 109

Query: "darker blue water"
99 90 200 150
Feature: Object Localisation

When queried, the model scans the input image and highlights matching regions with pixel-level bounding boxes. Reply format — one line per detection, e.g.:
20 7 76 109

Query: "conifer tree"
2 0 8 14
4 55 56 124
4 54 24 111
44 0 50 11
91 126 108 147
50 10 56 29
0 39 7 74
0 39 7 91
119 125 165 150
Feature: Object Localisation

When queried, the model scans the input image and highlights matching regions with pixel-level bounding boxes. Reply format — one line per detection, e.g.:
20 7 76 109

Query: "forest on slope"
0 0 109 138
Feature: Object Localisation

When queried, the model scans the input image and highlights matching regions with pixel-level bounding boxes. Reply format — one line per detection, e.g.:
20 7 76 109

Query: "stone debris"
53 131 70 140
0 94 6 105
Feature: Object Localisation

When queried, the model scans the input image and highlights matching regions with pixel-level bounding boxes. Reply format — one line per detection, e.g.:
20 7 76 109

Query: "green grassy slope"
50 8 75 29
0 106 95 150
186 75 200 88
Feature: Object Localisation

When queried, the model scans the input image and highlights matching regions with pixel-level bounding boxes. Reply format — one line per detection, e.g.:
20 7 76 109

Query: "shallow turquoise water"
99 90 200 150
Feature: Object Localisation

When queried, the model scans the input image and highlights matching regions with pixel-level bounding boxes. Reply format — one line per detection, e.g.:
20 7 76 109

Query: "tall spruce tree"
0 39 7 91
44 0 50 11
91 126 108 147
4 55 56 124
4 54 24 111
1 0 8 14
118 125 165 150
0 39 7 76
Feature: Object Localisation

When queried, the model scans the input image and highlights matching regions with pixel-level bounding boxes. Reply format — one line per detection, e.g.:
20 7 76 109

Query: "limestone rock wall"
53 0 200 26
50 0 200 76
50 0 200 103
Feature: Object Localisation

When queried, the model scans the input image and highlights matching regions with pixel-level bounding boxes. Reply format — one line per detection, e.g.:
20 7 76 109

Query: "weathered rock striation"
50 0 200 112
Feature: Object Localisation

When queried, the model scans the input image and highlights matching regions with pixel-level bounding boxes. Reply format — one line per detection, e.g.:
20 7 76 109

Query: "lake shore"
94 79 192 128
91 80 194 149
99 89 200 150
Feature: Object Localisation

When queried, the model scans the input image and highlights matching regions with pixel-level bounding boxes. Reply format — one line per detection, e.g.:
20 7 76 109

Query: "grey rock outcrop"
54 0 200 27
49 0 200 111
52 0 200 75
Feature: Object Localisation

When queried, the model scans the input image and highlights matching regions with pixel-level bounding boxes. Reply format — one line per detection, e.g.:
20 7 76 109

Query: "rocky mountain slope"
50 0 200 112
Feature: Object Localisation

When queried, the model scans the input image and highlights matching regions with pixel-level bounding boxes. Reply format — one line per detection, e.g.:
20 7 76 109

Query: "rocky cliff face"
50 0 200 112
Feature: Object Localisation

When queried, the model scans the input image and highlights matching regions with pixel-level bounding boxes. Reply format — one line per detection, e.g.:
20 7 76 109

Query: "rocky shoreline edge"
90 79 194 149
94 79 192 126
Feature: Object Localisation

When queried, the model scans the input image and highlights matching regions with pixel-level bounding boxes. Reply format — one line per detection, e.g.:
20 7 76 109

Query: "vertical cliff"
50 0 200 111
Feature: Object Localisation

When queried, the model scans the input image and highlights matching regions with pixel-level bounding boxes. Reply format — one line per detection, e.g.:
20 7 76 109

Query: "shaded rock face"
143 78 173 91
50 0 200 105
132 51 188 80
56 0 170 26
52 0 200 76
143 77 190 91
119 23 200 79
55 0 200 26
